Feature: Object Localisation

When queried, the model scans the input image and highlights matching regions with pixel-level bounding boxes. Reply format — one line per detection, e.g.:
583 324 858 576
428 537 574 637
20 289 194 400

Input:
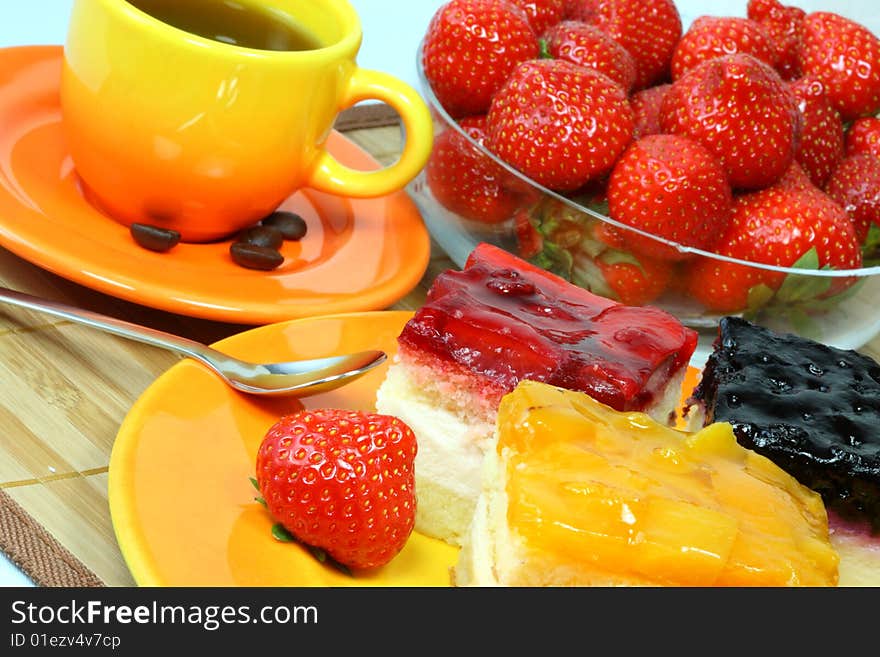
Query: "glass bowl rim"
415 39 880 279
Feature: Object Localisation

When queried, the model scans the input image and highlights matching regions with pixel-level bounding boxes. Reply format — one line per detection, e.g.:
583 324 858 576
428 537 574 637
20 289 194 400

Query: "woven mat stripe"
0 488 104 587
335 103 401 131
0 104 402 588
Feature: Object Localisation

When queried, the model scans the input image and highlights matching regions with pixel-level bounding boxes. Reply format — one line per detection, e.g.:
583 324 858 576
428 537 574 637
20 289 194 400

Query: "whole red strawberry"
565 0 596 21
568 0 682 90
798 11 880 122
789 75 845 189
776 160 816 193
543 20 637 93
686 181 862 313
585 250 674 306
255 408 417 571
607 134 733 261
514 208 545 259
508 0 567 35
660 53 801 190
421 0 538 118
426 116 536 225
671 16 776 81
845 116 880 158
486 58 634 191
825 152 880 244
630 83 672 139
747 0 805 80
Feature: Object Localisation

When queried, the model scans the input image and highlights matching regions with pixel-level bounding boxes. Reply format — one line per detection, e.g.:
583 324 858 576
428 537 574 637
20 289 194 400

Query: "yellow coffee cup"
61 0 433 243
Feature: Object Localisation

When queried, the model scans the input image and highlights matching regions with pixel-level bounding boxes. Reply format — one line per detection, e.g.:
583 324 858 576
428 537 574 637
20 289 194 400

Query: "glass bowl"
406 0 880 354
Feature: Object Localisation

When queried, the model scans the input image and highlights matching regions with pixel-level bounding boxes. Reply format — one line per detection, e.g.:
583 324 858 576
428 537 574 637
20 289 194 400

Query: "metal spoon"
0 286 386 396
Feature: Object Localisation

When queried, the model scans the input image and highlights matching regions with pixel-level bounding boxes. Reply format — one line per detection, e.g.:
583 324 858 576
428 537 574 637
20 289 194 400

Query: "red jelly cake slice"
375 242 698 546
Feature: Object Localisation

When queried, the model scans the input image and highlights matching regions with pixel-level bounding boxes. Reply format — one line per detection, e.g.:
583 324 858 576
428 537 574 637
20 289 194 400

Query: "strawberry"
508 0 567 35
825 152 880 245
670 16 776 81
587 250 674 305
425 116 536 225
567 0 682 90
255 408 417 571
421 0 538 118
685 181 862 314
542 20 637 93
565 0 596 21
776 160 816 193
606 134 733 261
660 53 801 190
747 0 806 81
514 208 545 259
845 116 880 158
485 58 634 191
797 12 880 122
789 75 845 189
630 83 672 139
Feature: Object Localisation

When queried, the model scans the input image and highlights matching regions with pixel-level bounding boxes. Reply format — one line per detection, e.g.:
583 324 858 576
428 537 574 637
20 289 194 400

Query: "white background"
0 0 876 587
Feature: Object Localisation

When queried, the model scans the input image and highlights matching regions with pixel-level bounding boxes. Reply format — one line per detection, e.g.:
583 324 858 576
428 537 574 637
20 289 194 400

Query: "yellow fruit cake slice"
455 380 840 587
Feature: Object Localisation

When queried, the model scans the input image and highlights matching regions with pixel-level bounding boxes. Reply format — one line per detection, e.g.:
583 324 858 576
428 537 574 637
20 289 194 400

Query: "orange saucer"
0 46 430 324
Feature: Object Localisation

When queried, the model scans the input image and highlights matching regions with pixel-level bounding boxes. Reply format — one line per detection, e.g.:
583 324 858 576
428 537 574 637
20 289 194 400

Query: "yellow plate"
108 310 458 586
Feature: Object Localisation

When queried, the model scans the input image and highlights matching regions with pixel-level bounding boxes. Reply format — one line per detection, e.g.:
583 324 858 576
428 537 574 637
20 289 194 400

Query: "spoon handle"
0 286 217 361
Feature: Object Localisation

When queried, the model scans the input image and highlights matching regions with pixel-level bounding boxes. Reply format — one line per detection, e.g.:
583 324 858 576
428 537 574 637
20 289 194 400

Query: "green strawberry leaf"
270 524 352 576
567 192 610 218
530 241 574 280
782 307 822 341
571 256 617 300
256 477 353 576
598 249 647 270
743 284 775 319
740 245 868 329
249 477 268 508
862 224 880 265
774 248 833 304
271 522 295 542
538 38 552 60
784 276 868 312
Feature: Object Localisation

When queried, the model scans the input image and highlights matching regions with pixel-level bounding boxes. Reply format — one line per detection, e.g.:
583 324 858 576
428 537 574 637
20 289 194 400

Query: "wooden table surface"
3 123 880 587
0 124 456 586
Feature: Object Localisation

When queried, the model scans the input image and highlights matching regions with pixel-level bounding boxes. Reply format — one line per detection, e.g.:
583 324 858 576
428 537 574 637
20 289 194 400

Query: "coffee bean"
130 223 181 252
261 211 307 241
237 225 284 249
230 242 284 271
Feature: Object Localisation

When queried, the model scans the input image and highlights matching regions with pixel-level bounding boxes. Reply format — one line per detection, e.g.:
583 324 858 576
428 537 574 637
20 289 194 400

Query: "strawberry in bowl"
409 0 880 351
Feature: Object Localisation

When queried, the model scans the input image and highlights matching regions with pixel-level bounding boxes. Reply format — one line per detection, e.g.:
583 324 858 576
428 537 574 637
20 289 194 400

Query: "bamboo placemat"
0 107 449 587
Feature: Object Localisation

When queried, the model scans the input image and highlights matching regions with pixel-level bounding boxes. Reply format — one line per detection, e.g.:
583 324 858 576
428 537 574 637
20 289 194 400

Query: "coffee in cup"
61 0 433 243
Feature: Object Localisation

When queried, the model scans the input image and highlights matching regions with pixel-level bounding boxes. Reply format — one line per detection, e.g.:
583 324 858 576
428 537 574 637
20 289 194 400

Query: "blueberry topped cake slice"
686 316 880 532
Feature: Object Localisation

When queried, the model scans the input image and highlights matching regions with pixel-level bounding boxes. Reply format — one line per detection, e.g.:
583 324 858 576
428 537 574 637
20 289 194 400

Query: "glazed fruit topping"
399 243 698 413
497 380 839 586
689 316 880 531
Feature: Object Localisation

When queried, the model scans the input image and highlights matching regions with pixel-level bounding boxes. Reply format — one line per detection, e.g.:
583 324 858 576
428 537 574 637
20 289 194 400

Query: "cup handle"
308 68 433 198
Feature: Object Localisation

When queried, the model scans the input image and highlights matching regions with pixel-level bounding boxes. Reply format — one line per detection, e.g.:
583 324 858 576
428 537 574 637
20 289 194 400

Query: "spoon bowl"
0 286 387 396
